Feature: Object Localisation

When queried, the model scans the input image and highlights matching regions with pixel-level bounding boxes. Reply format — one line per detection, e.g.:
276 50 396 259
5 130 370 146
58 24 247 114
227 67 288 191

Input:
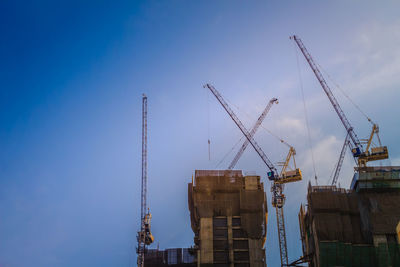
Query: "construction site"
136 35 400 267
4 1 400 267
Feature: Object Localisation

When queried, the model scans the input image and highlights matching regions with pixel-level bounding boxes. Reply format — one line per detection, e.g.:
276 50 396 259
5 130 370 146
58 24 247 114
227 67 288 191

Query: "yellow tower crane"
291 35 388 169
204 84 302 267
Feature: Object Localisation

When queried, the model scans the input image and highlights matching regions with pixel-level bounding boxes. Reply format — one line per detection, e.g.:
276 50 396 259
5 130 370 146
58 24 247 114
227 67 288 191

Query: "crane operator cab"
351 147 362 157
267 170 277 181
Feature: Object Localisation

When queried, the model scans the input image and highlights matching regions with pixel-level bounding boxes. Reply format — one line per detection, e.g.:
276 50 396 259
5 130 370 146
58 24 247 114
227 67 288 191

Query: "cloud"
277 117 305 134
299 135 339 175
335 20 400 96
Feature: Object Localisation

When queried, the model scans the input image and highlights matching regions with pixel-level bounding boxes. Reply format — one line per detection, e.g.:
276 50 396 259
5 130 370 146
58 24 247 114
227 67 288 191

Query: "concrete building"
298 166 400 267
188 170 268 267
144 248 196 266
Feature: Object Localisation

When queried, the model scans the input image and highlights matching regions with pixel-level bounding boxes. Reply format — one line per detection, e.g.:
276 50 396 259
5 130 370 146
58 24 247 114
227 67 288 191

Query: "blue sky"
1 1 400 266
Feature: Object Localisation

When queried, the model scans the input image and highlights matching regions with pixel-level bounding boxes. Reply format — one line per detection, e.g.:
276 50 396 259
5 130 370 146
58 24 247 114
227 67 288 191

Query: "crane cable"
316 62 374 125
213 90 292 168
207 90 211 161
215 136 245 168
226 97 292 148
318 64 391 166
294 42 318 185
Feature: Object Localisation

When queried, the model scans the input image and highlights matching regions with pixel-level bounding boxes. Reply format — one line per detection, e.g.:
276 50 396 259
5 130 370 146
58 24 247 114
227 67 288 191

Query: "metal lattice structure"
331 134 351 186
136 94 155 266
228 98 278 169
204 84 278 175
292 34 388 177
291 35 363 153
204 84 291 267
275 201 288 266
137 94 148 267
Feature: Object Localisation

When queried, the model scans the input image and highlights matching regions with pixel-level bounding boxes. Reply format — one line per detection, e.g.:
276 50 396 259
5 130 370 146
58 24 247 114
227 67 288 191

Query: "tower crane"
228 98 278 169
291 35 388 169
204 83 302 267
137 94 154 267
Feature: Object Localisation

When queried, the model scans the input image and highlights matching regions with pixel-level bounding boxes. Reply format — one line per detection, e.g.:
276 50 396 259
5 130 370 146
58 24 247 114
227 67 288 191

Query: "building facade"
188 170 268 267
298 166 400 267
144 248 196 266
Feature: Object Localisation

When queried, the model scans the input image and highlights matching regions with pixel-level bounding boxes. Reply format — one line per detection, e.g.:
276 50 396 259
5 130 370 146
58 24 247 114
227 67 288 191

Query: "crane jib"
228 98 278 170
204 84 279 178
291 35 363 155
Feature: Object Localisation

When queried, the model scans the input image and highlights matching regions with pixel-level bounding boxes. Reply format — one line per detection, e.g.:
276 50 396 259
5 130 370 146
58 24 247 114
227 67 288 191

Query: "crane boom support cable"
293 41 318 184
204 84 278 175
207 90 211 160
205 84 292 267
316 61 373 124
215 136 245 168
225 97 292 148
291 35 363 151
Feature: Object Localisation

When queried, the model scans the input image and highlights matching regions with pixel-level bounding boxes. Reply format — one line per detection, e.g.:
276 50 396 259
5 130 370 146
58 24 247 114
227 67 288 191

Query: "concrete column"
227 216 234 267
199 218 213 264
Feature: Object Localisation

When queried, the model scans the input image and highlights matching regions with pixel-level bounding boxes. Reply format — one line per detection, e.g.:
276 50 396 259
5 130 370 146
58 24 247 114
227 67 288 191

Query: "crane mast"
291 35 363 157
137 94 154 267
275 202 288 266
228 98 278 169
204 84 296 267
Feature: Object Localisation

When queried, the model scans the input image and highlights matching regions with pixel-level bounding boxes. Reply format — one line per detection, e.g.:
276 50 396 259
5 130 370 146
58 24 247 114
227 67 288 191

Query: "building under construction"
144 247 196 266
140 35 400 266
298 166 400 267
143 169 268 267
188 170 268 267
